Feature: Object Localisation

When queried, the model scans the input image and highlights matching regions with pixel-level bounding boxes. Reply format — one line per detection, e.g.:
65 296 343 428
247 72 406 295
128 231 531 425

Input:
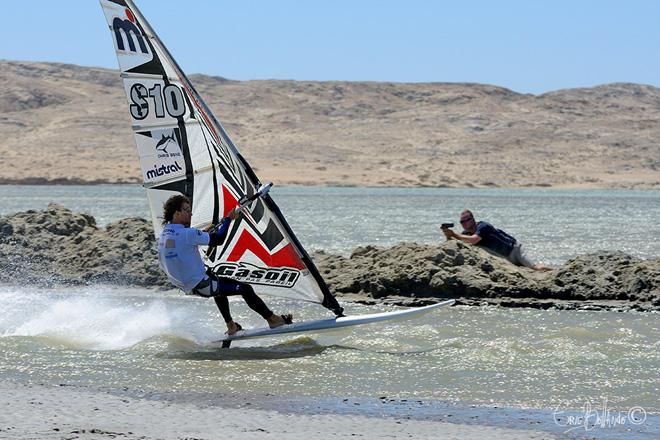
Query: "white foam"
0 286 224 350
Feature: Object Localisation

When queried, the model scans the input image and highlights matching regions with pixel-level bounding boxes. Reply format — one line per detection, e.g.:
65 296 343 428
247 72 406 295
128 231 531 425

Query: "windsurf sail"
99 0 343 315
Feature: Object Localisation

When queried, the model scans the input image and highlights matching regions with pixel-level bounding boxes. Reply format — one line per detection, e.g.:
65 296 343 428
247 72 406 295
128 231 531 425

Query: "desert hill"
1 60 658 188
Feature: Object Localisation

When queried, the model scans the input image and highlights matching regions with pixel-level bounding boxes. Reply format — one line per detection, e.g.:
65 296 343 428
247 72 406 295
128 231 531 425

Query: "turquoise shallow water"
0 185 657 435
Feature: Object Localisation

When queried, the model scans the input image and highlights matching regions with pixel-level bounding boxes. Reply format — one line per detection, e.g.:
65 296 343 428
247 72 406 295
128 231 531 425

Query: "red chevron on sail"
227 229 306 270
221 184 239 217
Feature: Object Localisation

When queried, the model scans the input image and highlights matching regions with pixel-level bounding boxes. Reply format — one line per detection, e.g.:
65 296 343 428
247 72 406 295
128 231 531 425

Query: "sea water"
1 185 659 265
0 284 657 412
0 186 658 421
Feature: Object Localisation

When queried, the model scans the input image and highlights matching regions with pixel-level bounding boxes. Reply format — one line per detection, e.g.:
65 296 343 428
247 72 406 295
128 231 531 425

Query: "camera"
441 223 454 229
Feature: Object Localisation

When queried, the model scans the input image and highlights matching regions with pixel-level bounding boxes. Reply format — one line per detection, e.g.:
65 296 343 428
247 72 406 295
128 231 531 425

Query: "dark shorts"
192 274 245 298
191 272 273 321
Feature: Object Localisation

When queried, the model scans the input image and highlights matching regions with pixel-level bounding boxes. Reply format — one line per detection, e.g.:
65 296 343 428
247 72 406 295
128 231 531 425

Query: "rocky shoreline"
1 204 657 312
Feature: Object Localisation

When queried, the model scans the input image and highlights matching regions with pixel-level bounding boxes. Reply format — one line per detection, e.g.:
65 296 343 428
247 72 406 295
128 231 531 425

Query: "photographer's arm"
443 228 482 245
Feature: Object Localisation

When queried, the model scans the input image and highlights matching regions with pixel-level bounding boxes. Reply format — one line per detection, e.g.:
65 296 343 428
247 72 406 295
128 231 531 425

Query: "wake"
0 286 224 350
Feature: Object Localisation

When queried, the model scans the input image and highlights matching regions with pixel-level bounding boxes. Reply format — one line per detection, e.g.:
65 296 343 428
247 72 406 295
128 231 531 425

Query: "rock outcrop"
0 204 167 287
1 205 657 311
312 242 659 311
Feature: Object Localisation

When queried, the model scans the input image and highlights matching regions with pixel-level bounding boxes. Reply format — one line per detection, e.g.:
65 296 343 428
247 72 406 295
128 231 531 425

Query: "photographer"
441 209 553 271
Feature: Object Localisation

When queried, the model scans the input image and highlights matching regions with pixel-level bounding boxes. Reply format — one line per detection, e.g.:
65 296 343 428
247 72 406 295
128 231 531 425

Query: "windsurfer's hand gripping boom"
205 182 273 233
205 207 240 236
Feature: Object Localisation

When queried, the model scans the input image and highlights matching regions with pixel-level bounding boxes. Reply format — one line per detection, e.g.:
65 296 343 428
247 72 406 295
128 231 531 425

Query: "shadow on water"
153 334 439 361
156 336 332 361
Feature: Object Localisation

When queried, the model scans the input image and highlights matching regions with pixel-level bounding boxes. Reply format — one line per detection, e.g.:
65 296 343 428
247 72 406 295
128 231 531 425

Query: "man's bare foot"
533 265 554 272
267 313 293 328
225 320 242 335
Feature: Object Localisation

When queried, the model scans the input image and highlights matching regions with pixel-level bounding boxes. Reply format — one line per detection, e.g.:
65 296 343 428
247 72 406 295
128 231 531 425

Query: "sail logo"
215 263 300 288
146 161 183 180
112 15 149 54
155 131 182 159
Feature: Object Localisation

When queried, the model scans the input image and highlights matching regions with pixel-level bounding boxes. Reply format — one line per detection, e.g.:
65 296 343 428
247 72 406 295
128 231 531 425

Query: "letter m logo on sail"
102 1 154 72
112 17 148 54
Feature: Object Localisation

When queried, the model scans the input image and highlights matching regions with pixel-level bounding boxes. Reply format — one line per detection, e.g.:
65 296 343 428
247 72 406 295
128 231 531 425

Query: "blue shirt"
157 224 210 292
157 218 232 292
469 221 517 257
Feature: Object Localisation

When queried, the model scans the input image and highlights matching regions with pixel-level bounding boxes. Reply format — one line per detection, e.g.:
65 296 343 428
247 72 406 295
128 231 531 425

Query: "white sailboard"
215 300 455 343
99 0 454 345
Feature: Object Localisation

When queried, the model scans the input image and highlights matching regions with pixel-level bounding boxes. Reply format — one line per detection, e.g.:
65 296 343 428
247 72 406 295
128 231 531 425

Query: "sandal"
225 322 243 336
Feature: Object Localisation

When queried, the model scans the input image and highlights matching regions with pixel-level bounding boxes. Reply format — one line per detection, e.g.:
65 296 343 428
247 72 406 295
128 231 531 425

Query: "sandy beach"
0 381 562 440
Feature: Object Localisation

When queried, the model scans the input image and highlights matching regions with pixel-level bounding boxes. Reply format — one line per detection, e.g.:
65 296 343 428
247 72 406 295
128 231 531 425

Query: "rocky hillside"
1 205 657 312
1 60 659 188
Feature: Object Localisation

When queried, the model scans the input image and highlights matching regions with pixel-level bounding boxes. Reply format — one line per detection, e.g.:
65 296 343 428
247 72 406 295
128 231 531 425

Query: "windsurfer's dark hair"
162 195 190 225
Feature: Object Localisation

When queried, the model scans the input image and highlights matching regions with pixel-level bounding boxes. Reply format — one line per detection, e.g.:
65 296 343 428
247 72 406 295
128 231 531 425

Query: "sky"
2 0 660 94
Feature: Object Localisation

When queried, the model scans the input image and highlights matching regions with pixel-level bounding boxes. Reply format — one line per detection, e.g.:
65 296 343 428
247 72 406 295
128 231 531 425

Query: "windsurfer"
441 209 553 271
157 195 293 335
